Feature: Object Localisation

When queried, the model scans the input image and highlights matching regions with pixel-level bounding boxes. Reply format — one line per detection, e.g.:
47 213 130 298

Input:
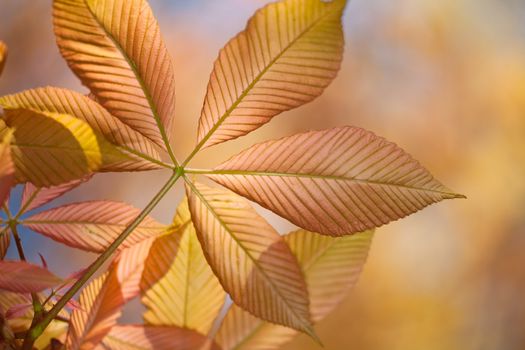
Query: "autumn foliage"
0 0 462 349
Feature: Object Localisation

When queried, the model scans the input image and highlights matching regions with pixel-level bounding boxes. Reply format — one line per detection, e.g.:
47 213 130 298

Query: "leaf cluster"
0 0 463 349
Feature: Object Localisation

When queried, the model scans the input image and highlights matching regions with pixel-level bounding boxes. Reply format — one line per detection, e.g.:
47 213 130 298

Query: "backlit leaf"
0 111 130 187
66 239 155 350
101 325 221 350
0 87 162 164
196 0 345 149
140 199 225 335
0 129 14 205
216 229 374 350
53 0 176 150
20 175 92 213
185 181 315 337
0 260 62 293
209 126 465 236
0 41 7 76
24 201 165 253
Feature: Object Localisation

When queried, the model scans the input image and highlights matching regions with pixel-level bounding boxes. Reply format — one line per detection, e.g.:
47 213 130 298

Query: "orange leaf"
0 129 14 205
196 0 346 149
0 260 62 293
0 228 9 260
185 181 315 338
0 87 163 166
24 201 165 253
101 325 221 350
209 126 464 236
0 41 7 76
53 0 176 150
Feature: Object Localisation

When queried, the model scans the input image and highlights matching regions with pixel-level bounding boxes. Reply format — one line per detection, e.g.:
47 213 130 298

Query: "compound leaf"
140 199 225 335
185 181 315 338
53 0 176 150
24 201 165 253
209 126 465 236
196 0 345 149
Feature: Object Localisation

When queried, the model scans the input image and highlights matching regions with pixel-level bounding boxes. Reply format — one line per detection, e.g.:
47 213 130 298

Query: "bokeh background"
1 0 525 349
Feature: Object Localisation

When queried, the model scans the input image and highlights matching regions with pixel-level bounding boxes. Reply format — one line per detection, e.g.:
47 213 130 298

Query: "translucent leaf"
140 199 225 335
209 126 465 236
53 0 176 150
0 111 130 187
0 260 63 293
101 325 221 350
66 238 155 350
216 229 374 350
0 129 14 205
0 41 7 76
185 182 315 338
0 87 162 164
24 201 165 253
196 0 345 149
21 175 92 213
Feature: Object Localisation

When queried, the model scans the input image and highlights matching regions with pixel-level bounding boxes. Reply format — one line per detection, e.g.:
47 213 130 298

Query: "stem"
8 220 45 331
23 169 183 349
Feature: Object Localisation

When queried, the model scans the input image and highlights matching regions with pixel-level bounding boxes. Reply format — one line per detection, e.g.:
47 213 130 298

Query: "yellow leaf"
216 229 374 350
0 87 163 167
53 0 176 150
0 110 130 187
140 199 226 335
0 129 14 204
185 181 316 339
195 0 346 150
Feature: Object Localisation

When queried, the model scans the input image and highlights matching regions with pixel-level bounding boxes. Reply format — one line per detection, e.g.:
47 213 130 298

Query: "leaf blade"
0 41 7 76
209 126 464 236
0 129 15 205
0 260 63 293
196 0 346 149
140 199 225 335
185 181 314 337
216 229 374 350
24 201 165 253
53 0 176 149
0 87 162 163
101 325 221 350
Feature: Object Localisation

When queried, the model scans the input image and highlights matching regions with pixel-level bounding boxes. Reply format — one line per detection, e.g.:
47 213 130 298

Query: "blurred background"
1 0 525 349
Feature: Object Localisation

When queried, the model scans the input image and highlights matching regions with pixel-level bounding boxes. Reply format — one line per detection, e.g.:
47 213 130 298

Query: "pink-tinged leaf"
21 175 92 213
66 238 155 350
216 229 374 350
0 260 62 293
53 0 176 150
0 129 15 205
65 299 83 313
185 182 316 339
209 126 465 236
5 303 31 320
101 325 221 350
0 87 162 163
0 228 10 260
24 201 166 253
196 0 346 149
